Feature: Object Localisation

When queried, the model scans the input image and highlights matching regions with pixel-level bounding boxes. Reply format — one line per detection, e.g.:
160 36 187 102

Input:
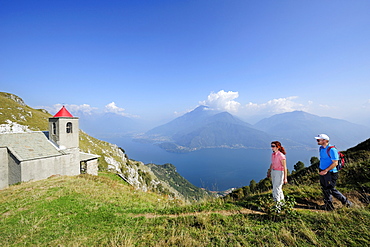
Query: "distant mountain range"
79 112 146 138
254 111 370 149
134 106 370 153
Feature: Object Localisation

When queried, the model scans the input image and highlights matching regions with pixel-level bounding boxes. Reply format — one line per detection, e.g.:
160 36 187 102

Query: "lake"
104 137 318 191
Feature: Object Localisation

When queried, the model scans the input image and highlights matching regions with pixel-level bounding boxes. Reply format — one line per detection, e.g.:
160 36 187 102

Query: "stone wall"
8 151 20 186
86 159 98 176
0 148 81 190
21 151 80 183
0 147 9 189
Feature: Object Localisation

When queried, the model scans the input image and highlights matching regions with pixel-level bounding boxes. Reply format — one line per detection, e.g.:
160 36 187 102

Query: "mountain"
172 112 273 150
145 105 218 138
0 92 209 201
254 111 370 150
136 106 305 152
137 108 370 153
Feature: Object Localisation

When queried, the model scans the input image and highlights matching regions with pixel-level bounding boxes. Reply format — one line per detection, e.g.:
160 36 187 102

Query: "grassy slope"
1 173 370 246
0 174 178 246
0 92 50 130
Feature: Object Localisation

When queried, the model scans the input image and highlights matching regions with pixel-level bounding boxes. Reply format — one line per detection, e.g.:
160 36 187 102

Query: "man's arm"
319 160 338 175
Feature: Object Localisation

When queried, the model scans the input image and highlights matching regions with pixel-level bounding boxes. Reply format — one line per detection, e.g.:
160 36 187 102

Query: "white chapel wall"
0 147 9 189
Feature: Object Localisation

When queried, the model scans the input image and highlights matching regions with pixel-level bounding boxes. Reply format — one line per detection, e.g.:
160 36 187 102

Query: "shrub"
258 195 297 220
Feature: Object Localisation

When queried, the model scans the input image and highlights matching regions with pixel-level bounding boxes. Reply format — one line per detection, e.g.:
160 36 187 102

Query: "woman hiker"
267 141 288 203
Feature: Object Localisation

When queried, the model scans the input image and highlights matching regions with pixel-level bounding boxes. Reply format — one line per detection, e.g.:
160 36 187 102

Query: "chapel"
0 106 99 190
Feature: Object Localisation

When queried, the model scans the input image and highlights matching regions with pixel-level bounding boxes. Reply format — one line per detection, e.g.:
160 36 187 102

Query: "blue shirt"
319 144 339 173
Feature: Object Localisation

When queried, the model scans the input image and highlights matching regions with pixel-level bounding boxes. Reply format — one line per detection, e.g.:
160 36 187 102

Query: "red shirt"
271 151 286 171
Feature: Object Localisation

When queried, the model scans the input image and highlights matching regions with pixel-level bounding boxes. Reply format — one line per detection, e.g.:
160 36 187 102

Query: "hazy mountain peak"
184 105 220 118
255 111 370 149
194 105 210 111
263 110 314 120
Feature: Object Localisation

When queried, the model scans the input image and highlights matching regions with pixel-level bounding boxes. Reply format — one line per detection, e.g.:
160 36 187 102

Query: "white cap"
314 134 330 140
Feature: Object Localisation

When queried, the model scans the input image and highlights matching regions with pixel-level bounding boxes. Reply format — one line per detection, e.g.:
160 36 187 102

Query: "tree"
249 179 257 193
242 186 251 196
310 157 320 168
258 178 272 191
294 161 305 171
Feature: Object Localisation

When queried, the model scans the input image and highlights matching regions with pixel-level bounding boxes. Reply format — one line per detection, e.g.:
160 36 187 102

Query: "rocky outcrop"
0 120 32 133
2 92 26 106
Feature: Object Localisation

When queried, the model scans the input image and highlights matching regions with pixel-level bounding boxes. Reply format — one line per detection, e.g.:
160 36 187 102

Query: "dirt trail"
131 208 265 219
131 202 361 219
130 206 329 219
131 193 366 219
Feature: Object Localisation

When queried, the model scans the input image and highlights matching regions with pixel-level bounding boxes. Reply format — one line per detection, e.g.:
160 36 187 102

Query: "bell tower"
48 106 79 150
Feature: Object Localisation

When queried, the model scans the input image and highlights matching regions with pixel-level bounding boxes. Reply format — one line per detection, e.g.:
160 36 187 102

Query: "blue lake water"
104 137 318 191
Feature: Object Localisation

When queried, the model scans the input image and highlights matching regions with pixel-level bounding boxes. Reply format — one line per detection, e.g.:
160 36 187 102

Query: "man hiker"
315 134 353 210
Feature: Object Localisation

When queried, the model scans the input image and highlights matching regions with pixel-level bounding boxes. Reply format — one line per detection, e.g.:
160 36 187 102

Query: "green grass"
0 92 51 130
1 174 370 246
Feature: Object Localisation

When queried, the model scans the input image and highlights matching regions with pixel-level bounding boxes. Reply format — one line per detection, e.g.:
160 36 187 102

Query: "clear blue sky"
1 0 370 126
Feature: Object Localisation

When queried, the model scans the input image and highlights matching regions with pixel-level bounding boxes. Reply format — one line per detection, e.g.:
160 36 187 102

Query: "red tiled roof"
53 106 73 117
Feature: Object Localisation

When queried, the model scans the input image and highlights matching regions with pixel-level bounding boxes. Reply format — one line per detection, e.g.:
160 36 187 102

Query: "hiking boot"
319 203 335 211
344 200 354 208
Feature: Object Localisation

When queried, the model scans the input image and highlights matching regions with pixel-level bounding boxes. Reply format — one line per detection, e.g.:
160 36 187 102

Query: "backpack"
326 146 345 171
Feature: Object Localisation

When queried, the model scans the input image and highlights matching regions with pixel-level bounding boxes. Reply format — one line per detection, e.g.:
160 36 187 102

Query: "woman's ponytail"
271 141 286 155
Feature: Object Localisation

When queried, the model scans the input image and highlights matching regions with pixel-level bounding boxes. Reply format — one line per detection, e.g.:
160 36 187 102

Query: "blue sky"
1 0 370 127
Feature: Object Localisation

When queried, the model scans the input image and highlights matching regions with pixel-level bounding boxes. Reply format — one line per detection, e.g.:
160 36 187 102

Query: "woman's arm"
267 163 272 178
282 159 288 184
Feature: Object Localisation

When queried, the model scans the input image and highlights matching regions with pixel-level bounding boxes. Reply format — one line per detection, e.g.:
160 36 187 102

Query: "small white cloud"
40 102 139 118
66 104 97 115
197 91 312 121
105 102 139 118
199 90 241 113
318 104 334 110
244 96 306 115
105 102 127 116
44 104 98 116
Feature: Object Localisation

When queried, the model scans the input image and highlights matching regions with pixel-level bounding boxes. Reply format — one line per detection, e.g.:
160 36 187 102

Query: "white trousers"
271 169 285 202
